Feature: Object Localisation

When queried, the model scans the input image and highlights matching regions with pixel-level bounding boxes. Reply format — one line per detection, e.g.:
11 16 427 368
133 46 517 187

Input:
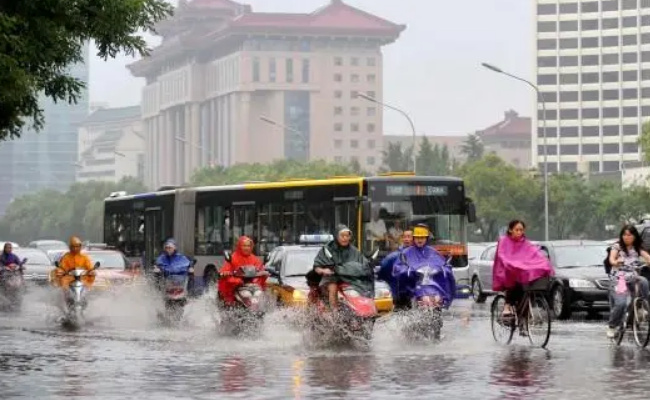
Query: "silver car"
451 243 490 287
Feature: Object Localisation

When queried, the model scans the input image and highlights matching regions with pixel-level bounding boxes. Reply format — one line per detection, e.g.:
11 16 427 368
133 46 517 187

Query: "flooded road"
2 287 650 399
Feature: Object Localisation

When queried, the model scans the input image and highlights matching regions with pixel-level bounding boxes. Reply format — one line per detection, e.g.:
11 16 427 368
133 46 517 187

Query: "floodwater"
2 286 650 400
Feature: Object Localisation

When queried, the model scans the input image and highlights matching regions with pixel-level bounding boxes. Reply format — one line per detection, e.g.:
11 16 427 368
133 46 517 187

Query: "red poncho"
218 236 266 304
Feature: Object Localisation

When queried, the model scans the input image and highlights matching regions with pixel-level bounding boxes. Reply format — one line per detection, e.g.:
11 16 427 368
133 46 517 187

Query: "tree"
380 142 413 173
461 134 485 162
416 137 453 176
547 173 595 239
638 120 650 163
0 0 172 139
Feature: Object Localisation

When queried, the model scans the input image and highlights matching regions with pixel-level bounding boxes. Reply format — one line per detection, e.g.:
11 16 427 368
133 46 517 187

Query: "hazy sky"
89 0 534 136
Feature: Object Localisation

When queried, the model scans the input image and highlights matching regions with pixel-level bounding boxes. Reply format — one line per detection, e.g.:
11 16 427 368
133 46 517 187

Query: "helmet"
69 236 82 251
412 224 430 238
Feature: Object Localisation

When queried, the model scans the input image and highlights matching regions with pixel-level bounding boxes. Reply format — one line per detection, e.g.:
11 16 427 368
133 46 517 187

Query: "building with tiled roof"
128 0 405 187
76 106 145 184
476 110 532 169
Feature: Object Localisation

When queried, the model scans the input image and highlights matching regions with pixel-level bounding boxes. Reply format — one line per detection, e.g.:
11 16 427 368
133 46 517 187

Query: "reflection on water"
489 348 553 399
306 354 374 396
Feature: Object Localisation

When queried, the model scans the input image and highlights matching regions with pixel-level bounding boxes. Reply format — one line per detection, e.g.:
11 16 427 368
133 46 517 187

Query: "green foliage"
639 120 650 164
0 177 147 244
461 133 484 162
0 0 172 139
380 142 413 172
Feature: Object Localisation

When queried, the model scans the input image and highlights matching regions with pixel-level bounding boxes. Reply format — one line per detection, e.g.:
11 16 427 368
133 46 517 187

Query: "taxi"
264 234 393 313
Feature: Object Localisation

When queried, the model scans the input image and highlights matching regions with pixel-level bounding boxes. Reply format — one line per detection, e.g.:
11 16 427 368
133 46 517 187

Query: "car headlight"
375 288 392 299
569 279 596 288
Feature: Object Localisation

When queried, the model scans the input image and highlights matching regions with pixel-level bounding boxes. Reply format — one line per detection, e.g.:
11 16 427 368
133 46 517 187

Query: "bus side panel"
174 189 196 259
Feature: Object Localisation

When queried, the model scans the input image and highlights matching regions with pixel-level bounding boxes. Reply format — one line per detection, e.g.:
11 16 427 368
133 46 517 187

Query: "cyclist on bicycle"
606 224 650 339
492 220 554 333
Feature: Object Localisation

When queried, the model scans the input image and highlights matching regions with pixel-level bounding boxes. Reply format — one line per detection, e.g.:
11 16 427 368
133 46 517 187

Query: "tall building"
535 0 650 174
128 0 405 188
0 43 90 214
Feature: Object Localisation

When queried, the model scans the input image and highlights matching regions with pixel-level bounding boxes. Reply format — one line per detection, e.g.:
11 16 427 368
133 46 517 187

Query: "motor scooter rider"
0 242 23 279
52 236 96 289
310 225 365 310
154 239 193 282
218 236 268 306
377 229 413 309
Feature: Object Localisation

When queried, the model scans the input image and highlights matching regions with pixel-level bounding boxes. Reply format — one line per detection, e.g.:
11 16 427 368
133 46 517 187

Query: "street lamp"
114 151 126 158
259 115 309 159
174 136 215 159
357 92 417 175
481 62 549 242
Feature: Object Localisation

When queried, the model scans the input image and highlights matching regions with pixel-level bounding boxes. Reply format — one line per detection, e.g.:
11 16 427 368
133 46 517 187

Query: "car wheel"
471 277 487 304
551 284 572 320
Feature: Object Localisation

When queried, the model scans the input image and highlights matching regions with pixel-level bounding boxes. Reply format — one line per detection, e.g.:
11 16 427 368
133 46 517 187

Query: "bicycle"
490 277 552 349
609 262 650 348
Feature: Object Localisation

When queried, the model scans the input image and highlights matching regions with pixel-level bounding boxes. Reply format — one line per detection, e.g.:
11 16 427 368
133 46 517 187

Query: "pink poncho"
492 235 554 292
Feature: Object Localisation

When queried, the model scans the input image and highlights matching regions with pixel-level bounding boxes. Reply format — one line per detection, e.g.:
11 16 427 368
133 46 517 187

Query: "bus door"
334 197 358 247
144 207 164 269
231 201 256 247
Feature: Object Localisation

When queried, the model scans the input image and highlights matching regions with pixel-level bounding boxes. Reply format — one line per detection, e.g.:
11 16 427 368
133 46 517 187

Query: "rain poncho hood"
156 238 191 275
392 244 456 307
218 236 266 305
492 234 554 292
229 236 262 269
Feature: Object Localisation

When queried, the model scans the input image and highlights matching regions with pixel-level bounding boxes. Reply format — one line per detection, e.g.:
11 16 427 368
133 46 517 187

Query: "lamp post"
357 92 417 175
481 62 549 241
259 116 308 160
174 136 215 160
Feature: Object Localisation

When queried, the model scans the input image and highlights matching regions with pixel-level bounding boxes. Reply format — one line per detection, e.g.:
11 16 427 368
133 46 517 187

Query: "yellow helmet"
69 236 82 248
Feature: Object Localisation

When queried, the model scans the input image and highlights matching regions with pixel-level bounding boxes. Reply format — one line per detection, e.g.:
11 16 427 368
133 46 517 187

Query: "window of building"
367 57 376 67
603 143 620 154
334 106 343 116
538 21 557 33
560 91 578 102
367 74 376 83
350 139 358 148
582 72 599 84
589 161 600 172
623 0 638 9
642 33 650 44
623 125 639 135
582 144 600 155
537 3 556 14
368 139 376 149
351 106 359 116
603 161 620 172
581 2 598 12
582 126 600 137
541 91 557 102
334 57 343 66
602 71 619 83
602 53 619 65
603 107 620 118
582 19 599 30
351 123 359 132
367 107 376 117
539 109 557 119
643 106 650 116
351 74 360 83
334 73 342 82
622 52 638 63
622 70 638 81
560 56 578 67
537 39 557 50
643 70 650 80
560 73 579 84
366 91 376 98
334 123 343 132
351 57 359 66
622 16 638 28
302 59 310 83
269 58 276 82
602 89 619 100
623 106 638 117
253 57 260 82
583 108 600 119
334 90 342 99
602 18 618 30
560 109 579 119
623 88 639 99
643 16 650 26
582 90 599 101
624 143 639 153
603 125 619 136
559 38 578 49
582 55 599 66
560 145 579 155
643 88 650 98
538 56 557 68
367 123 376 133
334 139 342 149
622 35 638 46
351 90 358 99
350 156 359 163
560 163 578 173
538 126 558 137
538 74 558 85
602 36 619 47
559 20 578 31
602 0 618 11
367 156 375 166
560 126 579 137
334 156 343 163
286 58 294 83
538 145 557 156
581 37 599 48
560 3 578 13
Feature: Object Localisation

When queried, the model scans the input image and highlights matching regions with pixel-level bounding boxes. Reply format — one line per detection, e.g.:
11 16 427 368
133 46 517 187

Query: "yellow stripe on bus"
242 177 363 190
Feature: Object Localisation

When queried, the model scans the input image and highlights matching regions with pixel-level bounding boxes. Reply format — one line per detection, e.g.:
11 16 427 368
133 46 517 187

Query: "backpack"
604 246 612 275
640 225 650 252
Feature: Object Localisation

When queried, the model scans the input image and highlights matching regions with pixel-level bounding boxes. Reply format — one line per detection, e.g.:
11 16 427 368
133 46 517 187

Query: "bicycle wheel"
633 297 650 348
491 294 515 345
526 293 551 349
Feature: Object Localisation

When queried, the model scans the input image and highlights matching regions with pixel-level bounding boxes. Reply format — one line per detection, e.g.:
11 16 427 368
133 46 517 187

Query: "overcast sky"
89 0 534 136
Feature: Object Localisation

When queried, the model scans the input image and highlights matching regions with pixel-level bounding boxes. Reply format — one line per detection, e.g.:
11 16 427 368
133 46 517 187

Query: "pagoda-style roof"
129 0 405 77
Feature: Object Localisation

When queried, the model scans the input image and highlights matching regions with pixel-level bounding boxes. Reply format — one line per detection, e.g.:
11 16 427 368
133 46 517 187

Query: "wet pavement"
2 287 650 399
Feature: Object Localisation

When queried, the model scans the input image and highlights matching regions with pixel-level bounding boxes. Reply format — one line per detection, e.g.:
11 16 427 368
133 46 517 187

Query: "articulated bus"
103 175 476 291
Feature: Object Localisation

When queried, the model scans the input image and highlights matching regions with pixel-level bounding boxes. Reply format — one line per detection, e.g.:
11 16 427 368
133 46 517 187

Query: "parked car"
27 240 67 253
14 248 52 286
0 241 20 249
451 243 491 299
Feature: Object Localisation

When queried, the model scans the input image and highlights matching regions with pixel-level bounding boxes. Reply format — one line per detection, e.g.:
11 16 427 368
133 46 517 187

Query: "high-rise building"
128 0 405 188
534 0 650 174
0 43 90 214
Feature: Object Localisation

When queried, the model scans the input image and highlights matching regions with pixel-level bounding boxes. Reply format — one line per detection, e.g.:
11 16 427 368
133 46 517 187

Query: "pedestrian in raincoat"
218 236 268 306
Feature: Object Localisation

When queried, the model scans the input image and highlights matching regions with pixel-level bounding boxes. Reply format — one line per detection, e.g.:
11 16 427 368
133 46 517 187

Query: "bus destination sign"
385 185 448 197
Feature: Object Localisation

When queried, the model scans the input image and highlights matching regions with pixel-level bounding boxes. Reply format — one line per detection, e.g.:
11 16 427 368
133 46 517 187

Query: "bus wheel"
204 265 217 290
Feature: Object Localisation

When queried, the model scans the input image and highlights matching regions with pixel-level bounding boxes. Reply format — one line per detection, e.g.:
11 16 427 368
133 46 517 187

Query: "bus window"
195 205 227 256
232 205 256 245
334 201 358 245
304 201 334 236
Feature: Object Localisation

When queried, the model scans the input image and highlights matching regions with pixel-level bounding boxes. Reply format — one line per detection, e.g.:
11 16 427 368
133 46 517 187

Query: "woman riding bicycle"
606 225 650 339
492 220 554 328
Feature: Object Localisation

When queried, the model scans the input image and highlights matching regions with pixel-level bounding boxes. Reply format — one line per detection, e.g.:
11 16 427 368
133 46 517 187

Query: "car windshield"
284 249 320 277
553 245 607 268
85 252 126 270
13 249 51 265
468 245 485 260
37 242 68 252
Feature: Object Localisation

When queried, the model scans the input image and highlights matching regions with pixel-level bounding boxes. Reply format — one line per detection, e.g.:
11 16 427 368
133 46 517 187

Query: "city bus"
103 175 476 291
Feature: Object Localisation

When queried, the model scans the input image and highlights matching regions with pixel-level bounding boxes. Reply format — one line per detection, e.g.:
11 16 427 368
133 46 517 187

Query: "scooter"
0 258 27 311
217 256 268 336
153 259 195 324
59 262 101 329
308 248 380 344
